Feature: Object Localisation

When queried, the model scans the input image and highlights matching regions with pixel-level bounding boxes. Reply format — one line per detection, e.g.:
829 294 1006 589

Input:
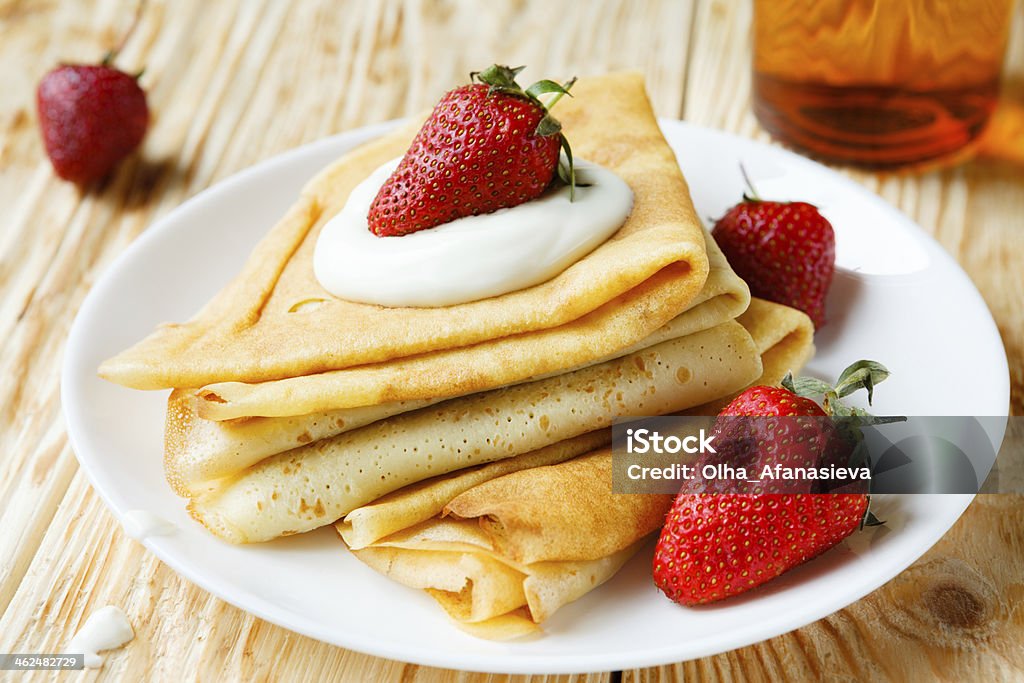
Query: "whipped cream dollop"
66 606 134 669
314 157 633 307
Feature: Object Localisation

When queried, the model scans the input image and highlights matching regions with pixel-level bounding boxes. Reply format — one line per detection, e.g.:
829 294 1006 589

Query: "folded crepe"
337 430 613 550
187 319 762 543
351 519 648 639
347 451 669 639
338 298 813 549
189 232 748 420
99 71 713 393
185 298 810 544
165 233 748 495
686 297 815 415
336 299 814 638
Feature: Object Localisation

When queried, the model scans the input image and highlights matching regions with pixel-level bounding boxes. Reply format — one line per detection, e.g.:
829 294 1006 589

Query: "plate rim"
61 118 1009 674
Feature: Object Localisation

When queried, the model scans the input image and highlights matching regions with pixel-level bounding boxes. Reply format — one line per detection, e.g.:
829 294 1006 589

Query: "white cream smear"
122 510 176 540
66 605 134 669
314 157 633 307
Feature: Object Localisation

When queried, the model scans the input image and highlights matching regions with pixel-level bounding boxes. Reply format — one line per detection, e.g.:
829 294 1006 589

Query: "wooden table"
1 1 1022 680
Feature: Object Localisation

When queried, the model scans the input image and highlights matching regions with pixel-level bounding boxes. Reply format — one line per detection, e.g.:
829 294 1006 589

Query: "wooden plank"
0 0 1021 679
0 0 291 613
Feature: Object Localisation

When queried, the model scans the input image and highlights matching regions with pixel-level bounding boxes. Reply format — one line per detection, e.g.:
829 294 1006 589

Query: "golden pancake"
335 298 815 639
686 297 815 415
337 430 612 550
164 234 747 494
188 320 760 543
100 72 711 391
443 450 670 564
191 231 747 420
336 298 814 550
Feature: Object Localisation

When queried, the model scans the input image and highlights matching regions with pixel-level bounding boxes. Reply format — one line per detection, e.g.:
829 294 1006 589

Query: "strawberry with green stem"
712 168 836 327
653 360 892 606
368 64 578 237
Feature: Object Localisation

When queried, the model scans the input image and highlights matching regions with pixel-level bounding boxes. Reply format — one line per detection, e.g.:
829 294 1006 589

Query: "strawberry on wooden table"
36 56 149 185
653 360 891 606
368 64 576 237
712 176 835 328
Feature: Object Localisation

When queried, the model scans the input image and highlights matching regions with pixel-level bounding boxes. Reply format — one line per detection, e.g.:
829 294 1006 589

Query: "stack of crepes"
99 71 815 636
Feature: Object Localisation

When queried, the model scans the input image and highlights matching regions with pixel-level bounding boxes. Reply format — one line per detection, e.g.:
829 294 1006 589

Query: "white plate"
62 121 1010 674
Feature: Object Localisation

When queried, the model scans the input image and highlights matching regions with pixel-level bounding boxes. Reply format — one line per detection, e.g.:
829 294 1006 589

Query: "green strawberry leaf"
824 395 852 416
835 360 891 405
471 64 526 90
536 115 562 137
781 372 833 398
557 134 576 201
525 79 574 101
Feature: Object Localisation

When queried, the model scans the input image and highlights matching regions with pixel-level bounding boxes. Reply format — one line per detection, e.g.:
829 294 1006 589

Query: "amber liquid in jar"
752 0 1014 168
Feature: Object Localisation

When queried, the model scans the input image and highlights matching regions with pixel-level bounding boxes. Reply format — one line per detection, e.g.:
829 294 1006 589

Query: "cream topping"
313 157 633 307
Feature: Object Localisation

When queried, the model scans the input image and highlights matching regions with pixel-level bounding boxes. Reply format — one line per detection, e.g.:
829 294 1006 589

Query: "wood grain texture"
0 0 1021 681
